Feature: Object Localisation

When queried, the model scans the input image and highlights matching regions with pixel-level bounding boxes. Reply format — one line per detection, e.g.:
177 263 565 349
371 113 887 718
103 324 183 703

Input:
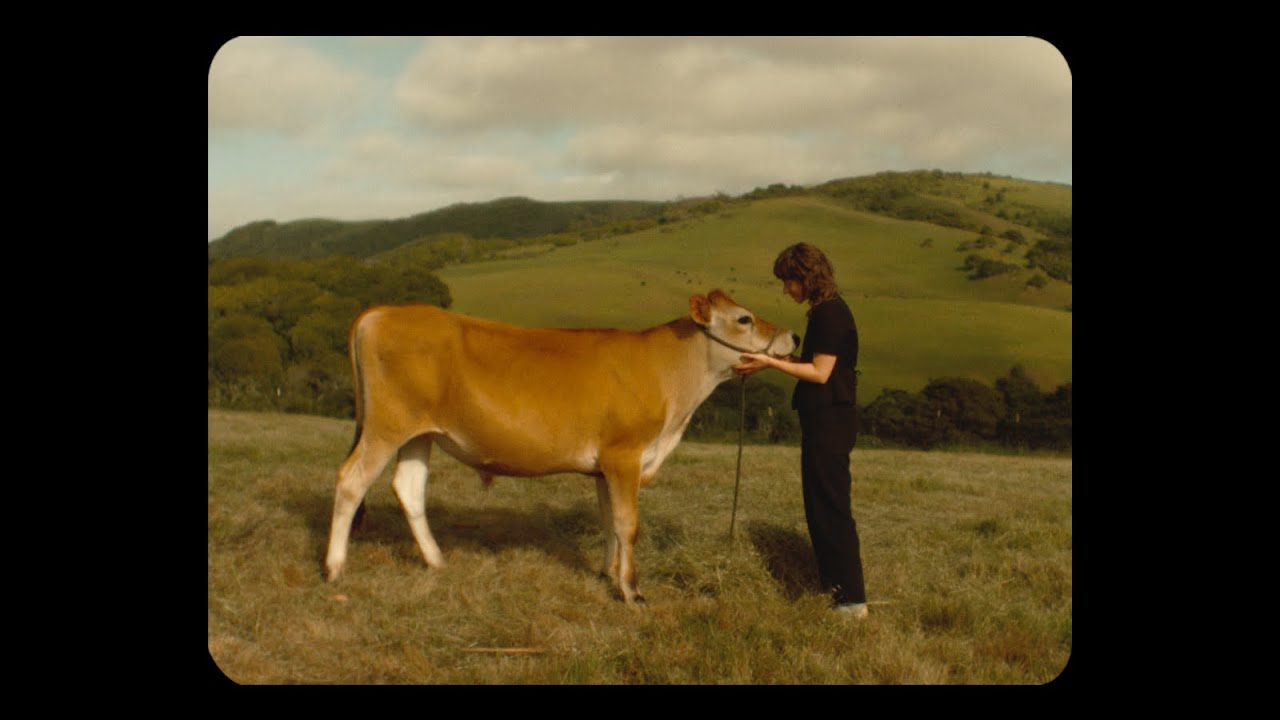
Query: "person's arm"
734 352 836 384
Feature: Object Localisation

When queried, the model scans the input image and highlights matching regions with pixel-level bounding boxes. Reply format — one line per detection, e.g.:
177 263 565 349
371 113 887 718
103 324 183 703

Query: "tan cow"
325 290 798 604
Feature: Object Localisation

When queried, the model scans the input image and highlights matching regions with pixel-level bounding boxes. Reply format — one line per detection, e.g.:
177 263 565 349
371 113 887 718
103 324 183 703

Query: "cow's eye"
737 315 752 325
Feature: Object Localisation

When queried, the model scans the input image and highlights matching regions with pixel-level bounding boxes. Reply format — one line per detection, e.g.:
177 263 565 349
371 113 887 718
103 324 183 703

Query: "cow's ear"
689 294 712 326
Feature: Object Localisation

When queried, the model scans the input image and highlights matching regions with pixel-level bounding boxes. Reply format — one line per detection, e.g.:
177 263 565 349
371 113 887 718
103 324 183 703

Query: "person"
734 243 869 619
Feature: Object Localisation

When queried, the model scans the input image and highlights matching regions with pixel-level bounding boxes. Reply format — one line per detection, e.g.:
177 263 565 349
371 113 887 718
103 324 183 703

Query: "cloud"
392 37 1068 135
388 36 1069 189
208 36 372 136
566 127 831 191
209 36 1071 240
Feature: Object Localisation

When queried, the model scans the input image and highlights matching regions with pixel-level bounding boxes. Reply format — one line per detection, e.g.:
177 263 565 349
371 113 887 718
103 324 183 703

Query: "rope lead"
729 374 747 540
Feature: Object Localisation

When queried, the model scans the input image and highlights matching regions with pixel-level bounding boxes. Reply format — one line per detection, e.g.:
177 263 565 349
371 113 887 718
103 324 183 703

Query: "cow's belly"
428 409 691 482
431 429 602 478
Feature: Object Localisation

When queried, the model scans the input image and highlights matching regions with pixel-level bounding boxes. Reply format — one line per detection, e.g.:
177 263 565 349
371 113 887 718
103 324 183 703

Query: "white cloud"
208 36 372 136
388 36 1069 186
324 130 545 191
391 37 1067 136
210 36 1071 240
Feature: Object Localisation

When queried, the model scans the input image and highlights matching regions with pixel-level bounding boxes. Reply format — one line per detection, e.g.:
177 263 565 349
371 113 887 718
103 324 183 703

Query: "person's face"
783 279 805 304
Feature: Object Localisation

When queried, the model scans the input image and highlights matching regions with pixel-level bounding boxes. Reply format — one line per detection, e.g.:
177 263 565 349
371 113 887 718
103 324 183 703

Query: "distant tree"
1027 237 1072 283
996 366 1042 418
922 377 1006 442
1039 213 1072 239
208 256 283 285
288 300 357 361
742 381 791 439
995 365 1046 446
690 380 799 443
968 258 1020 280
209 314 285 383
1049 382 1071 420
280 359 353 417
862 388 946 449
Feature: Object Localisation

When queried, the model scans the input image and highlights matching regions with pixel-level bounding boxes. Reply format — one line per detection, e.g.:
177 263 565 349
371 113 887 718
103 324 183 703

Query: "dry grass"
208 409 1071 684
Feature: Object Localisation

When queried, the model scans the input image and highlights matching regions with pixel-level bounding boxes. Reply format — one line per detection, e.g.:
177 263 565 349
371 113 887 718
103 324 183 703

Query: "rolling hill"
207 197 669 261
433 193 1071 402
208 171 1071 405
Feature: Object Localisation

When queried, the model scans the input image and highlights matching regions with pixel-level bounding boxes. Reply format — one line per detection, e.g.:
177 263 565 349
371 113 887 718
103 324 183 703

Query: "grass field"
436 196 1071 403
208 409 1072 684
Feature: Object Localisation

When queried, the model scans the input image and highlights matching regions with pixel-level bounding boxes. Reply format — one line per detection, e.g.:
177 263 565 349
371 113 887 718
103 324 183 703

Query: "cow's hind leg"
326 435 398 581
392 435 446 569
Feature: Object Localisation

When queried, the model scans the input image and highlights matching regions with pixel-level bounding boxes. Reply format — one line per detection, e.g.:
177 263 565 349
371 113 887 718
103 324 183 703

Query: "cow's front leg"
601 452 644 605
595 476 619 584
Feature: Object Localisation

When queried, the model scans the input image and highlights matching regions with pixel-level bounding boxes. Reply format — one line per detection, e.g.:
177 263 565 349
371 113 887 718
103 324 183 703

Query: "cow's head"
690 289 799 359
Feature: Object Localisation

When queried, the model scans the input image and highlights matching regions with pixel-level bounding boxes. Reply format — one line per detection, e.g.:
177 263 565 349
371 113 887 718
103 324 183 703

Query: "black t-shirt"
791 294 859 412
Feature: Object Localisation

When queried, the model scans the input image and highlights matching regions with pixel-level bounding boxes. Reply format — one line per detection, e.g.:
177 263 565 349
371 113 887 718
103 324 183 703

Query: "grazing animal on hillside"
325 290 798 604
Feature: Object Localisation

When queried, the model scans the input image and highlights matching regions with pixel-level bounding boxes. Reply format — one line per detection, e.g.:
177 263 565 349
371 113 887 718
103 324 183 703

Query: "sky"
207 36 1072 242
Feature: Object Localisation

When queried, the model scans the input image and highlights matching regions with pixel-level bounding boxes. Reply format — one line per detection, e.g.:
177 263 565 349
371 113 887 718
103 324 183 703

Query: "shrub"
968 258 1020 280
922 377 1006 441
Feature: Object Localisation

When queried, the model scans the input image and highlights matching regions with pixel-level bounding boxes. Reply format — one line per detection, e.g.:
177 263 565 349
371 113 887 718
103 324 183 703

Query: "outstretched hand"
733 353 774 376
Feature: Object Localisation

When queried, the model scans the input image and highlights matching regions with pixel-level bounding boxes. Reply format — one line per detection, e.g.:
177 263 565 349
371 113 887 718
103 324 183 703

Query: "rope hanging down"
728 374 747 540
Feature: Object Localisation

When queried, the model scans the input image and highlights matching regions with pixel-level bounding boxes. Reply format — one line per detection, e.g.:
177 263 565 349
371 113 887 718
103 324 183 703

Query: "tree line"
209 170 1070 452
859 367 1071 451
208 255 451 417
209 255 1069 452
687 366 1070 451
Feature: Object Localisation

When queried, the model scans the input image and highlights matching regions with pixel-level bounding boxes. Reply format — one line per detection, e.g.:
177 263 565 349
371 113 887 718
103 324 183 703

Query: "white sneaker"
835 602 869 619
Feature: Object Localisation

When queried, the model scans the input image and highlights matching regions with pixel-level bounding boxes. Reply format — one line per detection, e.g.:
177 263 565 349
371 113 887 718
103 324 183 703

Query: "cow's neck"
664 316 740 407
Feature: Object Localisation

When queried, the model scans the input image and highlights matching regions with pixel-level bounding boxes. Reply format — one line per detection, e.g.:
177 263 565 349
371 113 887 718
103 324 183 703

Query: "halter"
700 325 782 356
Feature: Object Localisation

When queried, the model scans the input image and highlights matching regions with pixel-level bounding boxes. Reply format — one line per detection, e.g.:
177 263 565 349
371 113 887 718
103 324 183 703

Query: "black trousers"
799 405 866 605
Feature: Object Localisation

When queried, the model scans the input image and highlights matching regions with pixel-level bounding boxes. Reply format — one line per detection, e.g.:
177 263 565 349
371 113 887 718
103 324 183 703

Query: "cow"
324 289 799 604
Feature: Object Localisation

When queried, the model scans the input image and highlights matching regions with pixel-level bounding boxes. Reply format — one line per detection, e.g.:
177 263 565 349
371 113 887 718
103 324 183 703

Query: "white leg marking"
392 436 446 569
326 439 394 581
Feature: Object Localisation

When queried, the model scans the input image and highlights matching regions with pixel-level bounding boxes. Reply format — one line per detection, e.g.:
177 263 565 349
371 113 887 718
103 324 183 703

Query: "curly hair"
773 243 839 312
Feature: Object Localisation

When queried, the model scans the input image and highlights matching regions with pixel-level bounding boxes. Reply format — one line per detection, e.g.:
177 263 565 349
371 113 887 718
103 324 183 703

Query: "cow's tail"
347 310 370 454
347 310 370 529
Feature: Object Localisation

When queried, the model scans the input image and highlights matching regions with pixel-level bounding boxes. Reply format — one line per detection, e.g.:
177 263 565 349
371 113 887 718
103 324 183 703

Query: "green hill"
435 193 1071 404
208 197 668 261
208 171 1071 420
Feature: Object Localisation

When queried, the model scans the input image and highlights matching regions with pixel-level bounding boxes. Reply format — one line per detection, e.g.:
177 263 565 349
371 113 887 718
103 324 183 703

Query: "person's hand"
734 353 774 376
